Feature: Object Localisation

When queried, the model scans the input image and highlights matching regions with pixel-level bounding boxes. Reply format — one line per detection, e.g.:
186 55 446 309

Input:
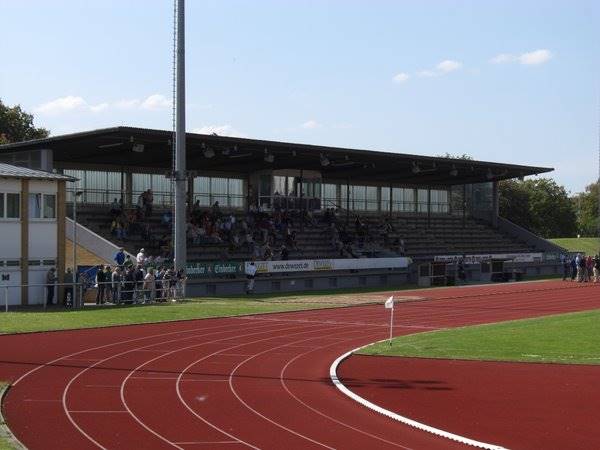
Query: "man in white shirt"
136 248 146 265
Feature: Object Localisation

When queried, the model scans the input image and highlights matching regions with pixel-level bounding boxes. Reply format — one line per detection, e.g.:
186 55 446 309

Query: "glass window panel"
0 193 4 218
193 177 210 206
273 176 286 195
366 186 378 211
7 193 20 218
228 179 243 208
43 194 56 218
28 193 41 218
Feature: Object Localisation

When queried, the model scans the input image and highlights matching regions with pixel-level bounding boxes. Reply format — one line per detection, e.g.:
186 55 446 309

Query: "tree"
435 152 473 160
571 181 599 236
0 99 49 144
499 178 577 238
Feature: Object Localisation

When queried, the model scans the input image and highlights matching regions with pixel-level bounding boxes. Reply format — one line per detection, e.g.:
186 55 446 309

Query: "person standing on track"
45 267 57 306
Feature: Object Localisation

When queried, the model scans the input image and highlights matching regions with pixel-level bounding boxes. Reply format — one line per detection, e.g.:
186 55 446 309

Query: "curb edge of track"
0 384 27 450
329 341 509 450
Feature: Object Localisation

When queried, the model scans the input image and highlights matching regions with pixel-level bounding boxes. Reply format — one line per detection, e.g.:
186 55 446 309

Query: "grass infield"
360 309 600 365
550 237 600 255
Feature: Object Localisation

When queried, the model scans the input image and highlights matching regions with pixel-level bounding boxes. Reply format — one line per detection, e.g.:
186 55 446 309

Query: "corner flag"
384 296 394 309
384 296 394 345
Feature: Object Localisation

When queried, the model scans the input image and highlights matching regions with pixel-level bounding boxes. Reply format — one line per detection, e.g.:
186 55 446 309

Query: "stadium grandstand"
0 126 565 297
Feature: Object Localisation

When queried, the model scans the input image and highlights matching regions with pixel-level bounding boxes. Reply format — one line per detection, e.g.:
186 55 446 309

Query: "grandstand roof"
0 163 76 181
0 126 553 185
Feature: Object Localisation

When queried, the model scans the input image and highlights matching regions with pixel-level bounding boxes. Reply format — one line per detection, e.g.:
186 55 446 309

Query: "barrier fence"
0 279 187 312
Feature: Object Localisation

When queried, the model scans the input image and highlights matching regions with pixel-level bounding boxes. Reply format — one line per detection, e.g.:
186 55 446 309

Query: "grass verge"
550 237 600 255
359 309 600 365
0 298 335 335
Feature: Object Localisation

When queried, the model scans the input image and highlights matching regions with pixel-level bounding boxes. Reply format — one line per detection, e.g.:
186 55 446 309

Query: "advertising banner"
186 261 245 279
433 253 543 264
247 257 412 275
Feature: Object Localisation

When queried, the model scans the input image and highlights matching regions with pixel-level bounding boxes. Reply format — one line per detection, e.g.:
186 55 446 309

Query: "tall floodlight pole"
175 0 187 291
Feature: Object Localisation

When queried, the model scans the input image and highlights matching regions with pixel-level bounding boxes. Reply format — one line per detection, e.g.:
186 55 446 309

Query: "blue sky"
1 0 598 193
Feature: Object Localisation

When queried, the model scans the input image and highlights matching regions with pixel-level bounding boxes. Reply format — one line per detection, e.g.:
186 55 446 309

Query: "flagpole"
389 301 394 345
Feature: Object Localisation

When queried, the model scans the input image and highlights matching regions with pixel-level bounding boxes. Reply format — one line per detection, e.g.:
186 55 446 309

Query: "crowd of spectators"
92 247 186 305
104 194 407 263
562 253 600 282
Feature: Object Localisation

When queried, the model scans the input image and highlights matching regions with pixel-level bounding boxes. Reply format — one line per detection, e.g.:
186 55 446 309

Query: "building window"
0 192 21 219
29 193 56 219
43 194 56 218
7 193 20 218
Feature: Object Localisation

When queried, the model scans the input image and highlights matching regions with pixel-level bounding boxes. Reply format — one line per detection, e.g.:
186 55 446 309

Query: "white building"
0 163 75 305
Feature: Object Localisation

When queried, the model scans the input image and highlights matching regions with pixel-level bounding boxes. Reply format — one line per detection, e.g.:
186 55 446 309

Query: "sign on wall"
246 257 412 275
434 253 543 264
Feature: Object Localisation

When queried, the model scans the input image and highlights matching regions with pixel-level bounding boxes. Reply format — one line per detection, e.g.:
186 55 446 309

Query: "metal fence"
0 280 187 312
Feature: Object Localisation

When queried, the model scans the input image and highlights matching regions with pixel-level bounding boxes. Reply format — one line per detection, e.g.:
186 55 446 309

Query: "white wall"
0 268 21 306
29 179 57 194
29 222 57 259
0 222 21 259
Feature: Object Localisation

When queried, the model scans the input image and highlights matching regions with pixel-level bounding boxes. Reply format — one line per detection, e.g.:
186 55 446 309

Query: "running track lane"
0 280 598 449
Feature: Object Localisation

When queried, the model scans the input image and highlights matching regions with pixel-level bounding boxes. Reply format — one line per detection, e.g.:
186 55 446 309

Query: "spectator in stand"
95 265 106 305
263 243 273 261
145 189 154 216
45 267 57 306
137 192 145 215
155 267 165 301
280 244 289 260
109 198 121 218
114 247 126 267
594 255 600 282
162 210 172 226
136 248 147 266
211 201 221 219
124 254 134 269
570 256 577 281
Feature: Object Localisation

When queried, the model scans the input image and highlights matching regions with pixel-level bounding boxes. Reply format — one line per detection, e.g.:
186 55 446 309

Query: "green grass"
0 382 16 450
0 298 335 335
360 309 600 364
550 237 600 255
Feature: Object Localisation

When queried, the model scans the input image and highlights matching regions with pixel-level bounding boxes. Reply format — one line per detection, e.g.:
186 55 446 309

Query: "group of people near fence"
562 253 600 282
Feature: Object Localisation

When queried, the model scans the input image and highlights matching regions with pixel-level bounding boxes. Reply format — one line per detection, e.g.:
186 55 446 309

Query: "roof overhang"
0 126 553 186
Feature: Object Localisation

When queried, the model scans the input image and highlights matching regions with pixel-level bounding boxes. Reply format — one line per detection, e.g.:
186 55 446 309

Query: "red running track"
0 280 599 449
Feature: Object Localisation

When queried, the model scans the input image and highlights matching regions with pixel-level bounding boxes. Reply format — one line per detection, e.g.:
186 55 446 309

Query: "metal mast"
174 0 187 281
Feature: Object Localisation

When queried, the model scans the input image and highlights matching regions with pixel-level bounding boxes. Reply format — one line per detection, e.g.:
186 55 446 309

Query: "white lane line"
226 328 374 449
61 321 279 450
69 410 128 414
329 341 508 450
176 323 346 450
124 323 314 450
279 333 413 449
173 441 239 445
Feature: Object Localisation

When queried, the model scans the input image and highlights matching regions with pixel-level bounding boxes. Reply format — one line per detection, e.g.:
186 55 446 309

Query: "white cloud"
436 60 462 73
192 125 245 137
392 72 410 83
34 96 87 114
416 60 463 78
490 49 553 66
140 94 171 111
519 49 553 65
301 119 320 129
34 94 174 115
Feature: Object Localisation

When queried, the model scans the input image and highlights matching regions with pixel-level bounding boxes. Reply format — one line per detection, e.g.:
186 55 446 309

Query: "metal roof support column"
174 0 187 286
427 186 431 228
346 179 350 225
389 184 393 218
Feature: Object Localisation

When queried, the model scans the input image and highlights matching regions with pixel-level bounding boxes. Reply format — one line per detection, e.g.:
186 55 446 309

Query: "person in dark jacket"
95 265 105 305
